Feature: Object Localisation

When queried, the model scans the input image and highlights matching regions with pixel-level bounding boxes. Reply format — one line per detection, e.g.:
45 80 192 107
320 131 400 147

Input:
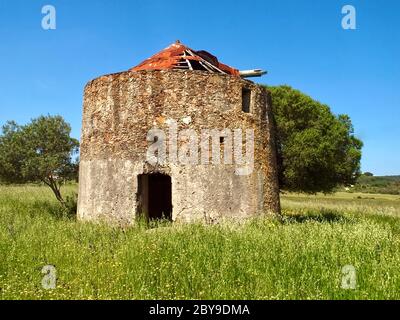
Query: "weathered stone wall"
78 69 280 225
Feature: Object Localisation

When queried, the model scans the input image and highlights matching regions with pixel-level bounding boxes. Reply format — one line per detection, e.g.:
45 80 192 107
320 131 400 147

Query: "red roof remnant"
130 41 240 77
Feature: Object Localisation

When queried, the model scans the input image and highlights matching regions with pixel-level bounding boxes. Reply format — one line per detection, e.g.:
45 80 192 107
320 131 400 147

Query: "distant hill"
352 175 400 195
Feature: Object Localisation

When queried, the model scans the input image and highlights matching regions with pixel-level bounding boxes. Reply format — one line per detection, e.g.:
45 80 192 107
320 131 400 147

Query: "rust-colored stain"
130 41 240 77
156 115 166 124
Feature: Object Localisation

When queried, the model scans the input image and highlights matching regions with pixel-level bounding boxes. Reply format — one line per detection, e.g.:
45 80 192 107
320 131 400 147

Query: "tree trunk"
42 178 65 205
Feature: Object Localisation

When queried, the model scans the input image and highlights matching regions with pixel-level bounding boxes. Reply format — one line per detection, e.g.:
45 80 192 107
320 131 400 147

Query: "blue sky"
0 0 399 175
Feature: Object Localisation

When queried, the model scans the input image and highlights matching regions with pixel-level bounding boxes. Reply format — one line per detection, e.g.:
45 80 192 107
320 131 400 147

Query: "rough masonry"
78 44 280 225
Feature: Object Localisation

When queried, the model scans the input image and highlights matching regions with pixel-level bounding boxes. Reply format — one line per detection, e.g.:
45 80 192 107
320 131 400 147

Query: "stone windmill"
77 41 280 225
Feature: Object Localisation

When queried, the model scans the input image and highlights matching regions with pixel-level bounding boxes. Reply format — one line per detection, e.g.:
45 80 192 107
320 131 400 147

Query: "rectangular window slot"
242 88 251 113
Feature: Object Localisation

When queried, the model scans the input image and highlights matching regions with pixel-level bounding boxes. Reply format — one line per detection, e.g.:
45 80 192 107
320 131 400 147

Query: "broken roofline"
130 41 266 78
130 42 239 76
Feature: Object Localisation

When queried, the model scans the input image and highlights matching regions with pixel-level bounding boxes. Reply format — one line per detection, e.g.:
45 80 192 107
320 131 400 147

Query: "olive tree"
0 115 79 204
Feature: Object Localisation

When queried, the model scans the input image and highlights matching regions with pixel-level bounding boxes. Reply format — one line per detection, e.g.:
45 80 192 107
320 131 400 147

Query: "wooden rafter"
182 51 193 70
185 49 227 74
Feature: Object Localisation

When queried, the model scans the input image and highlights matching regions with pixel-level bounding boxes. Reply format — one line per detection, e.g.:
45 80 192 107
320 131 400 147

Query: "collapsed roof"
130 41 241 77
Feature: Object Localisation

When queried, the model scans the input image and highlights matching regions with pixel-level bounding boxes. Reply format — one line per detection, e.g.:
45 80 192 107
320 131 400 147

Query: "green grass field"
1 185 400 300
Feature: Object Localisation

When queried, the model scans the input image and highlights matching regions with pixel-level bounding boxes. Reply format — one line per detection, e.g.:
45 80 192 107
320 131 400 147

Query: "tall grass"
0 185 400 299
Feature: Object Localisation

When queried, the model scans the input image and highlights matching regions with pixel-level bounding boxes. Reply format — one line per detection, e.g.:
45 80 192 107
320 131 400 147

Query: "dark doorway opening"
137 173 172 221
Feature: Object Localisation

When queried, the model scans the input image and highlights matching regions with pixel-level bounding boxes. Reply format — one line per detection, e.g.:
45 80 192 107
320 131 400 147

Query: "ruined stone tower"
78 41 280 225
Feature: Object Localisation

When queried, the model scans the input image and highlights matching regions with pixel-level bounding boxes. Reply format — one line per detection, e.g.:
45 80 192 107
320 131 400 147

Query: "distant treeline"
352 175 400 195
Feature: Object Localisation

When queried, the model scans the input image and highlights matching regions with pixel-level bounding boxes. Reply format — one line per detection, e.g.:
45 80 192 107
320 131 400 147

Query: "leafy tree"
363 172 374 177
268 85 363 193
0 115 79 203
